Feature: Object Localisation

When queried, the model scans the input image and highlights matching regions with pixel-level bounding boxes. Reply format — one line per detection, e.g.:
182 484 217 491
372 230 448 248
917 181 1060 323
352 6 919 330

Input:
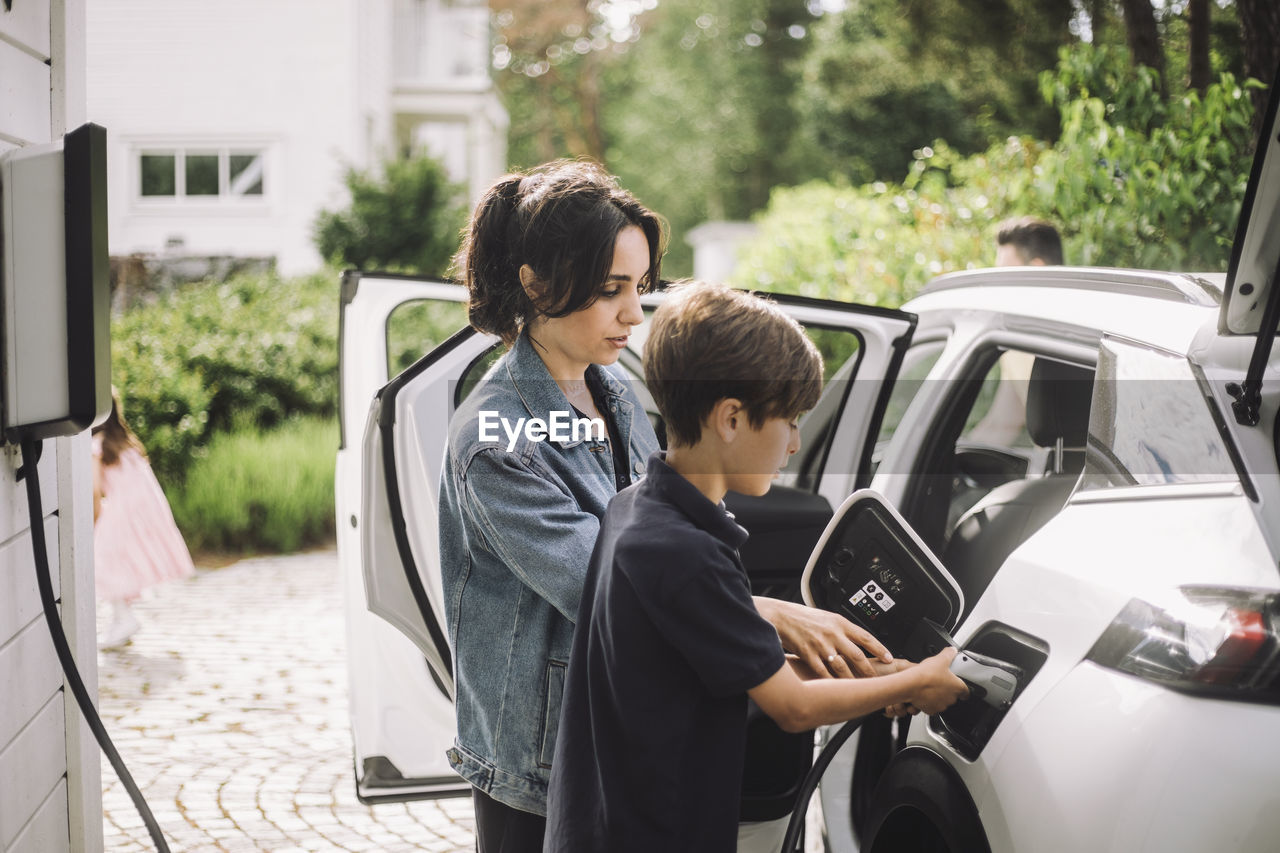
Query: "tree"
1237 0 1280 128
491 0 646 166
734 45 1258 306
792 0 1073 185
1119 0 1166 93
312 155 466 276
602 0 819 273
1188 0 1211 93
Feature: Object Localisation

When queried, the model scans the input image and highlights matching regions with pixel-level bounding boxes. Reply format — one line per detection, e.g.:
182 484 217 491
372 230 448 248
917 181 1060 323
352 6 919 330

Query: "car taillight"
1086 586 1280 704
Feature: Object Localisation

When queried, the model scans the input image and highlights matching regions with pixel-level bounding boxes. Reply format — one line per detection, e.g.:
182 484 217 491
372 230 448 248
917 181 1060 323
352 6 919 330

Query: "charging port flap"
801 489 965 657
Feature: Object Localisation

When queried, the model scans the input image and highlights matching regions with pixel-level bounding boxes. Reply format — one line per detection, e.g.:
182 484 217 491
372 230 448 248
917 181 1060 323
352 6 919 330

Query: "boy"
544 281 969 852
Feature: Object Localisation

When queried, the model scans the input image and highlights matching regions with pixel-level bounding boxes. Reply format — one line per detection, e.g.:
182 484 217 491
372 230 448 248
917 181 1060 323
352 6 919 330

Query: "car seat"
942 358 1093 617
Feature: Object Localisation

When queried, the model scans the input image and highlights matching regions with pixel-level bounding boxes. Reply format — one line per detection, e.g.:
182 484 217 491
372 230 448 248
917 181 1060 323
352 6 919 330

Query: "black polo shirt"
545 452 787 853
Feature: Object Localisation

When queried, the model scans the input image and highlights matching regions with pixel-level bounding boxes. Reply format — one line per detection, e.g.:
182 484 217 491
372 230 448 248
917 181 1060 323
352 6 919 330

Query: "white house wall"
0 1 103 850
86 0 387 276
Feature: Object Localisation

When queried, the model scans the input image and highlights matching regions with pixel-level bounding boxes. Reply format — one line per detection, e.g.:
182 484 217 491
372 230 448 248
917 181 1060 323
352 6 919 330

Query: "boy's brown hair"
644 281 823 447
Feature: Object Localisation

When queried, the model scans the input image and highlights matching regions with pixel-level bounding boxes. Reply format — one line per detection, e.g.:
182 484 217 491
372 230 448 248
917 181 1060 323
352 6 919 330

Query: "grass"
168 416 337 555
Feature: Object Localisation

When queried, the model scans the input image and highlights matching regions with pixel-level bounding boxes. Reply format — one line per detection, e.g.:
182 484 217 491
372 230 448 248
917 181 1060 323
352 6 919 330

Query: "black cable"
22 436 170 853
779 715 866 853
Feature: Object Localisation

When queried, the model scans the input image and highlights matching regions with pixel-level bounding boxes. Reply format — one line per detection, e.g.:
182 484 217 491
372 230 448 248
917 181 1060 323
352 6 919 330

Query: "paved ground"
96 549 476 852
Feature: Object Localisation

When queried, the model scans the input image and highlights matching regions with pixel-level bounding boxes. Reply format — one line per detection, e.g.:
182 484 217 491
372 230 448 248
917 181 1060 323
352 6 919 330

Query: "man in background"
966 217 1065 446
995 216 1064 267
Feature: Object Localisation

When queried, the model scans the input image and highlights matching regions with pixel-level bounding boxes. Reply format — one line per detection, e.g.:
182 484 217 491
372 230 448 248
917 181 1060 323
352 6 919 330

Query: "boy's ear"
709 398 745 443
519 264 547 307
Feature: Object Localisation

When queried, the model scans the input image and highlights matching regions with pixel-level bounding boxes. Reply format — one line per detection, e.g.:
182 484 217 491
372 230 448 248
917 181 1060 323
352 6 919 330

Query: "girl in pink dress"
92 391 195 649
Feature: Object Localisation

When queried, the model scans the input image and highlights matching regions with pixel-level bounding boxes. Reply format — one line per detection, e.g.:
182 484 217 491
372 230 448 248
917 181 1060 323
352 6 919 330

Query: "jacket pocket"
537 660 568 769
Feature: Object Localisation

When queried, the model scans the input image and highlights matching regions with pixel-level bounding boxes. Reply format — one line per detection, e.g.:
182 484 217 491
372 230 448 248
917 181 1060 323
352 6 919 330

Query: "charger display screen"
809 500 958 657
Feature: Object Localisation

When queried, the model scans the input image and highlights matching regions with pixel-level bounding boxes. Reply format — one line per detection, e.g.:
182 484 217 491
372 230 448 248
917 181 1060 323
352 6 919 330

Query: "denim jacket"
437 331 659 815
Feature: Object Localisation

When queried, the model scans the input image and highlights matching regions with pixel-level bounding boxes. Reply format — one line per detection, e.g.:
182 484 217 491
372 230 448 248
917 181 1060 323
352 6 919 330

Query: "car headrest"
1025 359 1093 448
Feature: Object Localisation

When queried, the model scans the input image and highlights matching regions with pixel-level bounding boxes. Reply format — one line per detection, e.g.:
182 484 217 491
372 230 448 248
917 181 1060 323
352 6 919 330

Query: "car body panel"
980 665 1280 852
1193 329 1280 557
337 273 473 801
1222 71 1280 335
907 482 1278 852
820 268 1277 851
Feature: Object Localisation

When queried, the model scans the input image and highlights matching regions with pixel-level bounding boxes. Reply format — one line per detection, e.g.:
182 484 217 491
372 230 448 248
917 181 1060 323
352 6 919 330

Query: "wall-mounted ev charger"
0 122 112 441
1 124 170 851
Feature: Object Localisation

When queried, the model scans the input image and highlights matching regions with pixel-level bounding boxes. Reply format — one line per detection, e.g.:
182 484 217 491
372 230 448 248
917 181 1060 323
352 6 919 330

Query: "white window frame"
130 140 274 210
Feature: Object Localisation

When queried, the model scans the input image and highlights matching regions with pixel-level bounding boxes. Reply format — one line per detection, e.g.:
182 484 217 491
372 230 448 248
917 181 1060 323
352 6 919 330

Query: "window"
138 148 267 200
1080 336 1238 491
386 298 470 379
874 339 947 452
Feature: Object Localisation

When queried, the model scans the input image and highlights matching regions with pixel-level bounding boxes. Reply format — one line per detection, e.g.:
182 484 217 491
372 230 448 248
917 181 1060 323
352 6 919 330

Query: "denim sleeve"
458 447 598 623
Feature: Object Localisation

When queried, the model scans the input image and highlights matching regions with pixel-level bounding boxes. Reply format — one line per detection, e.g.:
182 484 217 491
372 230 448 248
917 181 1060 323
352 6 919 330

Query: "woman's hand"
755 597 893 679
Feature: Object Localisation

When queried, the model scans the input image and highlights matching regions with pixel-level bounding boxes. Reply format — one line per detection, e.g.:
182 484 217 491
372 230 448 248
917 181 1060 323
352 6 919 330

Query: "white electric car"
336 80 1279 851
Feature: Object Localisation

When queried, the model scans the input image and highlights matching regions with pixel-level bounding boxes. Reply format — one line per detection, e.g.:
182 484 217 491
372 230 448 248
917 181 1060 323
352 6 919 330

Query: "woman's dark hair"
454 160 667 345
92 388 147 466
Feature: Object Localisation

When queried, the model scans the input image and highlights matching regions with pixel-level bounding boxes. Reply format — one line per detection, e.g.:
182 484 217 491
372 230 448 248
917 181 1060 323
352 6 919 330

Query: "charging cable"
779 716 866 853
21 436 170 853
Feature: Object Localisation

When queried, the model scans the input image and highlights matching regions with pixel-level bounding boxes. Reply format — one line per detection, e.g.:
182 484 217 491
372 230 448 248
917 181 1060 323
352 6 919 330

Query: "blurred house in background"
86 0 507 277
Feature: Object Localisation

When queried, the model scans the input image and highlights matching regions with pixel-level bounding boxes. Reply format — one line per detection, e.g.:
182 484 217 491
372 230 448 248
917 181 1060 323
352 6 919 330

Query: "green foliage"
732 137 1047 305
1034 43 1261 268
792 0 1068 183
602 0 819 276
313 155 467 276
111 270 339 484
167 417 337 554
734 44 1258 304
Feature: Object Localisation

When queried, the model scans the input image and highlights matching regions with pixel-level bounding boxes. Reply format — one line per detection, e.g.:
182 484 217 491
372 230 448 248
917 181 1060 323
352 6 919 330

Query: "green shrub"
313 155 468 276
1034 44 1260 269
112 269 340 484
167 417 337 554
731 136 1046 306
733 45 1257 305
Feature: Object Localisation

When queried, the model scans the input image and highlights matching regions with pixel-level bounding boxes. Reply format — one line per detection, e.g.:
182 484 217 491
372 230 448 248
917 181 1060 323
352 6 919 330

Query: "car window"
1080 336 1238 491
386 298 469 379
875 339 946 450
961 350 1035 449
902 345 1093 553
787 325 863 490
456 343 504 406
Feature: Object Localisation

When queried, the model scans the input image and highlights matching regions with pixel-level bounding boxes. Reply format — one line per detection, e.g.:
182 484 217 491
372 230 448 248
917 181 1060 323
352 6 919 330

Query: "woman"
439 160 890 852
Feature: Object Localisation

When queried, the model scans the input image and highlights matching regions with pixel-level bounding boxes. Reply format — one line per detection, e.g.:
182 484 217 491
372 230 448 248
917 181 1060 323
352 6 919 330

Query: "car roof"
903 266 1222 356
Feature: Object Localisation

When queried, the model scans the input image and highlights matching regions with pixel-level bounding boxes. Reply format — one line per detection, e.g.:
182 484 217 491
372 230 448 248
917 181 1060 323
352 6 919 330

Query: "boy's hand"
755 597 893 679
908 647 970 715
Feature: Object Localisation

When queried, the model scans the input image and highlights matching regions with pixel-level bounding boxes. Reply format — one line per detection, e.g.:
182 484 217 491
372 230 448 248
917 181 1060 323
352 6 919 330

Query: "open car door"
342 278 915 805
337 272 478 803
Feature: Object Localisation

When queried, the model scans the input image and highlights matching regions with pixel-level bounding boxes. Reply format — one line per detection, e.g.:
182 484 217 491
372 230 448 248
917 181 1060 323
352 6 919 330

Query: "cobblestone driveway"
96 550 475 852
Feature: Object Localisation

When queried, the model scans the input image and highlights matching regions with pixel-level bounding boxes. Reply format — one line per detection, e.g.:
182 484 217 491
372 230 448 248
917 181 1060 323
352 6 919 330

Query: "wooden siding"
1 1 99 850
0 698 69 851
0 40 51 147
